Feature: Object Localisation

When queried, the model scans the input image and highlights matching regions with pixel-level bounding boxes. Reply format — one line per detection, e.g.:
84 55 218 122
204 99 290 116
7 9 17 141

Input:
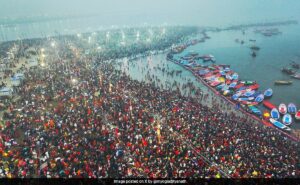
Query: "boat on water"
234 83 244 90
278 104 287 114
241 81 256 85
281 67 296 75
238 97 255 101
269 118 291 131
232 73 239 80
250 45 260 51
228 81 238 89
243 90 256 97
248 105 262 116
287 103 297 114
296 110 300 120
216 83 226 90
210 81 221 87
291 62 300 69
254 94 264 103
240 101 258 106
247 84 260 90
232 92 242 100
199 69 210 76
271 108 280 120
282 114 292 125
263 100 277 110
274 80 293 85
291 73 300 79
263 88 273 98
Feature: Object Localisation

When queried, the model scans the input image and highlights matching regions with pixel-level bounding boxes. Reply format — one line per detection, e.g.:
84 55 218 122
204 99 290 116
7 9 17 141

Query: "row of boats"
168 54 300 131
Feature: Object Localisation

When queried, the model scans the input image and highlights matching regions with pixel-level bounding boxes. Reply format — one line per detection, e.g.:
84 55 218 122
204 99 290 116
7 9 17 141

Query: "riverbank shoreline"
166 44 300 142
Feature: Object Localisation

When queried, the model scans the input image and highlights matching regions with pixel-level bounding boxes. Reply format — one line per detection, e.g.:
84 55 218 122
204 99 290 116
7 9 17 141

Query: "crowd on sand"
0 56 298 178
0 28 299 178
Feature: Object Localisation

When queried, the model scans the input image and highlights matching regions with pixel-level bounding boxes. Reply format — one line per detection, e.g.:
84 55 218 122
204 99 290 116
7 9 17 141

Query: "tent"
14 73 25 80
11 77 21 86
0 87 13 97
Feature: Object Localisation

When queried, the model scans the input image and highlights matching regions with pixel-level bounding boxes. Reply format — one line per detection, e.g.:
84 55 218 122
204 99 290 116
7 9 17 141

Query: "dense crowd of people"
0 27 299 178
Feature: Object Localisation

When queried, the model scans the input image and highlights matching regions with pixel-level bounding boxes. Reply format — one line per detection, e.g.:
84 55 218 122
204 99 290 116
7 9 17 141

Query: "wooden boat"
225 74 233 80
282 114 292 126
278 103 287 114
263 100 277 110
234 83 244 90
254 94 264 103
263 88 273 98
274 80 292 85
199 69 210 76
210 81 221 87
269 118 291 131
203 71 213 77
281 67 296 75
216 83 226 90
232 73 239 80
238 97 254 101
228 81 238 89
287 103 297 114
221 85 229 92
271 108 280 120
232 92 242 100
291 73 300 79
243 90 256 97
241 81 256 85
248 105 262 116
224 67 231 72
240 101 258 106
247 84 260 90
295 110 300 120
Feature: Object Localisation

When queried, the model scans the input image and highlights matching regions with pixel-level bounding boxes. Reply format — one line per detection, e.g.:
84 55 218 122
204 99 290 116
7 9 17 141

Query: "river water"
117 24 300 130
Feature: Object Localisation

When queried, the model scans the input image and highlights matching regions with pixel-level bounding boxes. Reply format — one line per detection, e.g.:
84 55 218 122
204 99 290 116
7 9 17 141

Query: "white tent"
0 87 13 97
11 77 21 86
14 73 25 80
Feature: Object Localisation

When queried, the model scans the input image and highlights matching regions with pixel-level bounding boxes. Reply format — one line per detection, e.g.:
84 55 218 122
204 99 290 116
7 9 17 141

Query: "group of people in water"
0 27 299 178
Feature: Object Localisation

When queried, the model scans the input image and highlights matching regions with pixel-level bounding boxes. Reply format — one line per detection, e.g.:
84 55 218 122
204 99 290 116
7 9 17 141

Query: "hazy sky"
0 0 300 26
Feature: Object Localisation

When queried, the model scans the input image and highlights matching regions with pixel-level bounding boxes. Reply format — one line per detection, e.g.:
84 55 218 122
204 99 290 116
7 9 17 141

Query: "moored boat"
291 73 300 79
263 88 273 98
216 83 225 90
243 90 256 97
240 101 258 106
238 97 255 101
274 80 293 85
246 84 260 90
296 110 300 120
271 108 280 120
248 105 262 116
241 81 256 85
210 81 221 87
232 73 239 80
278 103 287 114
263 100 277 110
234 83 244 90
287 103 297 114
228 81 238 88
282 114 292 125
254 94 264 103
269 118 291 131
